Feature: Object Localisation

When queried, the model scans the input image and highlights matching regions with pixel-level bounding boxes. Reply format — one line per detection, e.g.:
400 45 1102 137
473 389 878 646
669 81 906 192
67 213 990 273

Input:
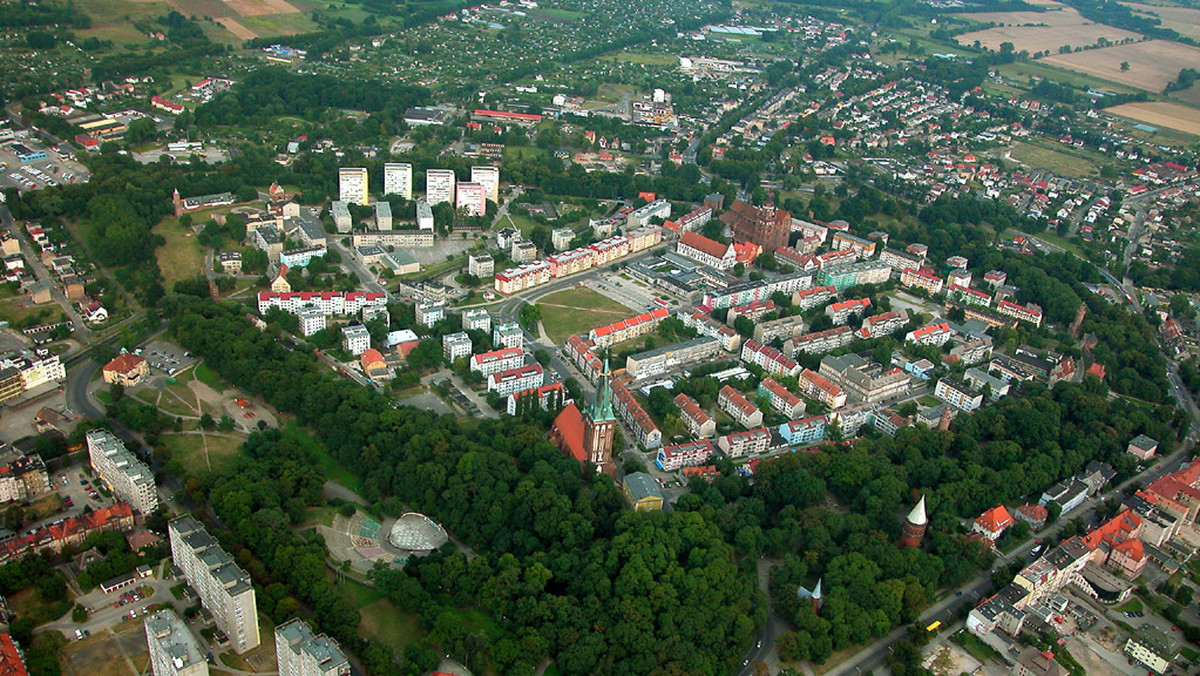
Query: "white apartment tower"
145 609 209 676
426 169 456 206
276 619 351 676
86 429 158 514
338 167 368 206
169 516 261 654
383 162 413 200
455 182 487 216
470 165 500 203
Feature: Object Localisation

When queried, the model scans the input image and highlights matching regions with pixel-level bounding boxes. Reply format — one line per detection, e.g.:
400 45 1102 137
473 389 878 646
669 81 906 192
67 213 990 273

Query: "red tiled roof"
552 402 586 462
975 505 1014 534
103 353 145 375
0 633 28 676
680 231 733 259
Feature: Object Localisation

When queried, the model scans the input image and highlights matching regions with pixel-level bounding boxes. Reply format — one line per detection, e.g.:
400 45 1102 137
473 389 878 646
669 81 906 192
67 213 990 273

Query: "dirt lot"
1104 100 1200 136
61 620 151 676
1041 39 1200 91
956 6 1140 53
1125 2 1200 41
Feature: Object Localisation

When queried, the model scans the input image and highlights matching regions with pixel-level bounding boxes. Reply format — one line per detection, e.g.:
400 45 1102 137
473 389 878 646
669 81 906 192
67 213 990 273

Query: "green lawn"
918 395 942 407
194 363 225 391
1009 141 1099 179
1116 597 1143 613
358 598 423 652
611 52 677 66
285 423 364 495
951 630 1003 664
153 216 206 291
503 146 547 162
536 287 633 345
504 213 540 236
160 433 244 476
235 13 319 37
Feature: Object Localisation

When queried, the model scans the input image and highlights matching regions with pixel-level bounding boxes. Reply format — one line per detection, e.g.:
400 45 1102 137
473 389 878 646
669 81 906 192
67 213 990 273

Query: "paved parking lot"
139 340 197 377
0 140 89 193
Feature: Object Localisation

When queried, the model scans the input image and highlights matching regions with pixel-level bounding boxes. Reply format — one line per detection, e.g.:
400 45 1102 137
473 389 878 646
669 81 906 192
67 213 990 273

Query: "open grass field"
234 12 319 36
194 362 225 390
1104 100 1200 136
999 59 1144 93
536 286 632 345
217 617 276 673
153 216 206 291
1041 40 1200 91
0 296 64 330
1124 2 1200 41
358 598 423 651
503 145 547 162
955 6 1140 53
77 0 172 46
610 52 678 66
1009 141 1100 177
161 433 244 475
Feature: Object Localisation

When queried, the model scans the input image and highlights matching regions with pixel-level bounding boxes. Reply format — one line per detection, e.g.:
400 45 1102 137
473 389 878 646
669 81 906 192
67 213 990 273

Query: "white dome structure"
387 512 448 552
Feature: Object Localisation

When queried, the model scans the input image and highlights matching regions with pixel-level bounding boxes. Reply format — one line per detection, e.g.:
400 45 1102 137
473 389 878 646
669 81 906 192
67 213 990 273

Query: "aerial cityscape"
0 0 1198 675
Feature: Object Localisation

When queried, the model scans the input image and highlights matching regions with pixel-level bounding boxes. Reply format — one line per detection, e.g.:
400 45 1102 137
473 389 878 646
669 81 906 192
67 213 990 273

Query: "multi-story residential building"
373 201 392 231
878 247 923 272
626 200 671 228
337 167 368 206
674 393 716 438
279 245 326 270
655 440 712 471
815 249 858 270
780 416 826 446
589 308 669 348
997 300 1044 327
507 382 566 416
611 379 662 449
900 267 944 295
257 291 386 317
467 253 494 279
341 325 370 356
383 162 412 200
415 301 445 327
825 298 871 324
830 231 876 258
86 429 158 515
470 347 524 377
906 322 954 346
701 272 813 312
665 206 711 233
989 355 1039 382
741 340 801 378
461 308 491 333
275 619 351 676
816 260 891 291
470 165 500 203
792 285 837 310
676 232 736 270
964 367 1010 400
797 368 848 409
0 503 133 563
168 516 260 654
493 322 523 349
776 246 818 270
794 219 828 245
983 270 1007 288
1011 536 1091 607
425 169 456 206
455 182 486 216
330 201 352 233
488 364 544 397
950 336 993 364
857 310 909 339
416 200 434 230
146 609 208 676
625 337 722 380
442 332 472 363
753 315 806 344
511 240 538 263
0 454 49 504
947 269 972 289
947 285 992 308
757 378 805 418
819 354 911 403
718 386 763 427
787 326 853 356
494 260 554 294
727 300 775 327
717 427 771 458
720 200 791 252
551 228 574 251
935 378 984 412
298 307 326 337
678 311 742 352
1125 627 1179 675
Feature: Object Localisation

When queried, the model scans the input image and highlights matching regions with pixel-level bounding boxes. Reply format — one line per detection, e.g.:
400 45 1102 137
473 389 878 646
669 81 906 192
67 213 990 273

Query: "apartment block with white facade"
145 609 208 676
426 169 456 206
455 182 487 216
461 308 491 332
86 429 158 515
383 163 412 200
935 378 984 412
276 618 351 676
341 325 370 356
488 364 544 397
442 332 472 363
337 167 368 206
470 165 500 202
169 516 260 654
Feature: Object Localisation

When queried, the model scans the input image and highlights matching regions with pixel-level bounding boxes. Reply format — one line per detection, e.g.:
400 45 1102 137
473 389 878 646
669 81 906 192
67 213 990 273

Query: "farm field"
955 5 1140 53
234 12 318 36
1040 40 1200 91
76 0 173 46
536 286 632 345
1104 101 1200 136
1124 2 1200 41
171 0 306 38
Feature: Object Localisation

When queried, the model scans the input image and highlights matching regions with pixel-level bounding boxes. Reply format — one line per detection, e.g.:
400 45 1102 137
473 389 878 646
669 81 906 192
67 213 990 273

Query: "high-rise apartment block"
455 182 486 216
86 429 158 514
470 165 500 202
382 163 412 200
145 609 208 676
275 619 350 676
337 168 368 206
426 169 456 206
169 516 260 654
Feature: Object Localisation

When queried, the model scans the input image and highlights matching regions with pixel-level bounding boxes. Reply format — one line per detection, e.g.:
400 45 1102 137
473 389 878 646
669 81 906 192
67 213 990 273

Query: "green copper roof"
590 358 616 422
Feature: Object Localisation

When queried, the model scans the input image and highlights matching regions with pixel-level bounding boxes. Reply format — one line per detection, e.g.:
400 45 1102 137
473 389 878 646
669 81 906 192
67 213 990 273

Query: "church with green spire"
550 359 617 474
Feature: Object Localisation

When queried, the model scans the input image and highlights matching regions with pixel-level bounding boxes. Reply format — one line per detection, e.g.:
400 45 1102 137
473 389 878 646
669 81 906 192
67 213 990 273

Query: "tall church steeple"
583 359 616 472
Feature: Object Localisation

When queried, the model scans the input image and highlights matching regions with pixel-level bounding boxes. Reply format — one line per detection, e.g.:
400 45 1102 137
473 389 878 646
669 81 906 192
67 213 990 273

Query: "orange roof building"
972 505 1014 541
0 633 27 676
360 349 390 381
102 353 148 386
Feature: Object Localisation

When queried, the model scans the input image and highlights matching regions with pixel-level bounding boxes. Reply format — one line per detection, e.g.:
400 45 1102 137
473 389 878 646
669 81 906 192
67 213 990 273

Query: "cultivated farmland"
955 5 1140 53
1040 39 1200 92
1104 101 1200 136
1124 2 1200 41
